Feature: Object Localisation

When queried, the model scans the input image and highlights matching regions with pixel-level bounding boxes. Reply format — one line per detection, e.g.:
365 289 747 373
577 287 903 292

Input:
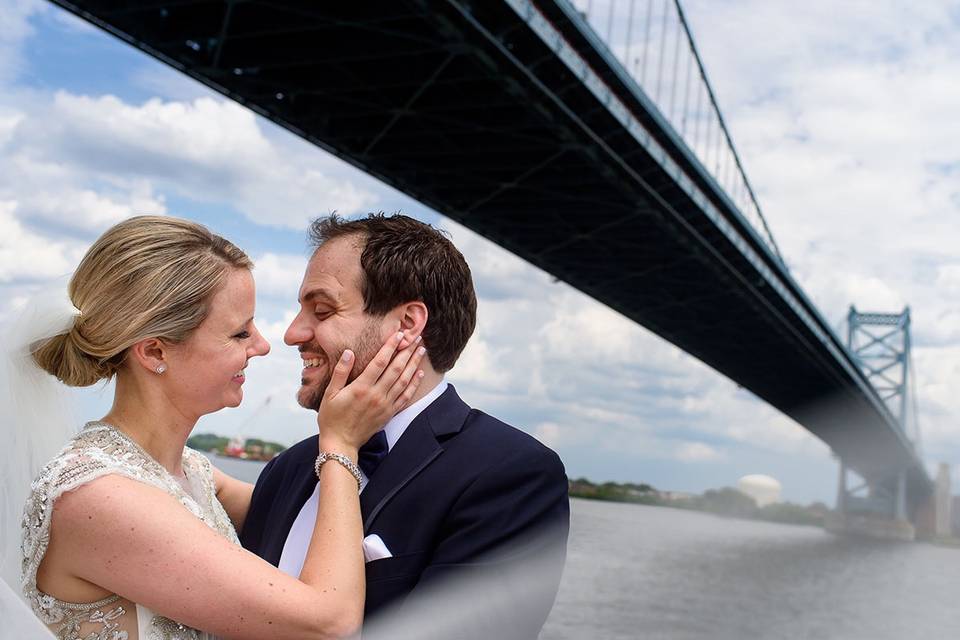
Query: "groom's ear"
396 301 428 349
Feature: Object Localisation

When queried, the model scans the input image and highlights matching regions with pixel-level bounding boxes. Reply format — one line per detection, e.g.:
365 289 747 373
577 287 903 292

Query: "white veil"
0 578 55 638
0 276 81 593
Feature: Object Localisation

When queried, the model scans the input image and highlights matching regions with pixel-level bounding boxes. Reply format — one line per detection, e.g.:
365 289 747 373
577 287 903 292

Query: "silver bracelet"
315 452 363 492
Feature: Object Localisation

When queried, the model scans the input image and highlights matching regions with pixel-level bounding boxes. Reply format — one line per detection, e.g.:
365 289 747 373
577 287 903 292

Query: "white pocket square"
363 534 393 563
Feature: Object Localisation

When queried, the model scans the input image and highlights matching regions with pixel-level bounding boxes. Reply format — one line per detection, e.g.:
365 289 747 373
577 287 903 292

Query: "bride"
2 215 426 639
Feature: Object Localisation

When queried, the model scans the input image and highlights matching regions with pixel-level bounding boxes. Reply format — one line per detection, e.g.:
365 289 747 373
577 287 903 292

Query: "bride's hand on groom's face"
317 331 426 453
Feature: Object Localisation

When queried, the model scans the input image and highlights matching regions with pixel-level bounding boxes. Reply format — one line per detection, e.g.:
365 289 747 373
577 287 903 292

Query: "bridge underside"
54 0 929 500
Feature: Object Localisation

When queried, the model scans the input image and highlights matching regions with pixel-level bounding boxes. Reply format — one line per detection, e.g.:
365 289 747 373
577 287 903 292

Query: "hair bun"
31 328 108 388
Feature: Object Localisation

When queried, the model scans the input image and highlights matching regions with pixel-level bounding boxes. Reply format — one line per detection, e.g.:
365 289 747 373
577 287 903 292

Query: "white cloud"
533 421 562 448
256 311 296 346
25 181 166 231
675 442 723 462
935 264 960 295
0 0 42 84
2 91 379 233
0 201 84 282
442 219 554 301
540 296 644 366
42 93 379 228
48 93 272 171
451 334 510 392
252 253 308 300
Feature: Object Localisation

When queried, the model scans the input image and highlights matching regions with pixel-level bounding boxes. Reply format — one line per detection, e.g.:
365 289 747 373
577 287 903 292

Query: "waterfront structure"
828 308 922 538
737 475 781 508
935 464 952 538
49 0 938 532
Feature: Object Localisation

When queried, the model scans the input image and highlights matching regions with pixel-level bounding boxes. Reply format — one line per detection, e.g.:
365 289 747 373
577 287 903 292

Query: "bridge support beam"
836 459 847 515
895 470 907 522
916 463 954 539
825 458 915 541
935 464 953 538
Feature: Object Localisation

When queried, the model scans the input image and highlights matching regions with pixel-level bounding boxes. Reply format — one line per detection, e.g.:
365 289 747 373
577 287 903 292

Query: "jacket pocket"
365 550 429 583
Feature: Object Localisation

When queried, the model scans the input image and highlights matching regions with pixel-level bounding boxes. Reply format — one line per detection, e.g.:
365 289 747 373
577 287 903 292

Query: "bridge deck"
52 0 930 498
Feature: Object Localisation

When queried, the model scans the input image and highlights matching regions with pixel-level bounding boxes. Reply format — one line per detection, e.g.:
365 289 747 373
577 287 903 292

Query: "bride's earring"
155 364 167 374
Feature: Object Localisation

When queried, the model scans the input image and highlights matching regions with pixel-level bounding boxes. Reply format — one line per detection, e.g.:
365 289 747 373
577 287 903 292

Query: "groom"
240 213 569 637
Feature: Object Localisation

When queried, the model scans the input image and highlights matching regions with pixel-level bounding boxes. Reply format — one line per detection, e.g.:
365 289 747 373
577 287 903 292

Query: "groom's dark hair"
308 213 477 373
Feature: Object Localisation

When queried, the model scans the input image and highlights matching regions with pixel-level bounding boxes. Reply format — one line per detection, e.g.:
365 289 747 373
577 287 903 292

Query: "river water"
209 455 960 639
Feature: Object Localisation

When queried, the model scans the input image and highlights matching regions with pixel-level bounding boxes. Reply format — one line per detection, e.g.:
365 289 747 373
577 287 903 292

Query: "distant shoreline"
568 478 828 528
188 432 287 462
208 451 268 463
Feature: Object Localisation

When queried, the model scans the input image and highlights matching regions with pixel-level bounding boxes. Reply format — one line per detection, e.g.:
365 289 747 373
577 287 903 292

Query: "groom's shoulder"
434 385 557 462
456 407 562 470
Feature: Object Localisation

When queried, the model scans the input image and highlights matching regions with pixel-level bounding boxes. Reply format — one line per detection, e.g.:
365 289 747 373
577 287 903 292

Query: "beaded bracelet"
314 452 363 492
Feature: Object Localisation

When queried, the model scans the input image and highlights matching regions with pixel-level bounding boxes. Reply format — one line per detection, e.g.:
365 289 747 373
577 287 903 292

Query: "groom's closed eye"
302 287 339 306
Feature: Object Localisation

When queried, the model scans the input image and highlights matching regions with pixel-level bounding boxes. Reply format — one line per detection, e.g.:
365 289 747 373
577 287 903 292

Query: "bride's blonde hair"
32 215 252 386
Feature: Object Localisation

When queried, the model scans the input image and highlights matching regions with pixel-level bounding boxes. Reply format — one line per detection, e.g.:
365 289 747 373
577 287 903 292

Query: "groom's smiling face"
284 234 393 411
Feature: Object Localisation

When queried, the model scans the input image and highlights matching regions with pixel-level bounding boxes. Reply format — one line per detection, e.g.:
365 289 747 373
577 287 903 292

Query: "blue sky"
2 1 959 504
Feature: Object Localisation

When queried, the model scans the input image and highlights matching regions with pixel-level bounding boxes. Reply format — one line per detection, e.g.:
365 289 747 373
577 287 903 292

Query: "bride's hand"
317 331 426 453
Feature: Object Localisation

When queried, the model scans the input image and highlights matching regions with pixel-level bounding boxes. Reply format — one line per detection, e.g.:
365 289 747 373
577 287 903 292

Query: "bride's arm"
212 467 254 532
55 474 360 638
45 332 424 640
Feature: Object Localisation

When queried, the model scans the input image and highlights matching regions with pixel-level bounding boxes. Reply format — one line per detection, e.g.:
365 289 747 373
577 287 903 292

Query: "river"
208 454 960 639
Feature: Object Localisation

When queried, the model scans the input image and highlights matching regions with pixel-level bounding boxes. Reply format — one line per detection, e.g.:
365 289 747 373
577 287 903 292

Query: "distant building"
737 475 782 507
952 496 960 536
224 435 247 458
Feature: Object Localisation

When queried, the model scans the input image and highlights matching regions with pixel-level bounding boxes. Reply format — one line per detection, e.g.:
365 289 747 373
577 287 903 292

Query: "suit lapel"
360 412 441 533
360 385 472 533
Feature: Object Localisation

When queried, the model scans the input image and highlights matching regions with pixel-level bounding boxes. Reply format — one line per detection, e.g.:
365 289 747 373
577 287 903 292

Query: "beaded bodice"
21 421 239 640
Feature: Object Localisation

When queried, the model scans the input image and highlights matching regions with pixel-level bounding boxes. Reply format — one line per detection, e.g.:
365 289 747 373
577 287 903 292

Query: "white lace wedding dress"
21 421 239 640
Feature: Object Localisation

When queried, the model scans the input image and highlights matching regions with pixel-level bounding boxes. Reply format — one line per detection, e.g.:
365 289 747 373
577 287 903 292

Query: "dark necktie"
357 430 389 479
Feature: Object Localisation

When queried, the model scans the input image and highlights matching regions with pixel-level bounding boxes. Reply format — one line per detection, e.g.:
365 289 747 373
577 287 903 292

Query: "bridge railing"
567 0 784 264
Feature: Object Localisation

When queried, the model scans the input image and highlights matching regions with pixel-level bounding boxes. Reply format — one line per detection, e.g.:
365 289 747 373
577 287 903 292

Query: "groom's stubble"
297 316 384 411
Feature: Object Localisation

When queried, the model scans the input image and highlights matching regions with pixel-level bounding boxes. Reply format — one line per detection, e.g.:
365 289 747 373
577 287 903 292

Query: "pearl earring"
156 364 167 374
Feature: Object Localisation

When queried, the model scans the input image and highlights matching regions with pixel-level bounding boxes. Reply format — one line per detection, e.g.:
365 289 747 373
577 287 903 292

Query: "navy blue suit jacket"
240 385 570 637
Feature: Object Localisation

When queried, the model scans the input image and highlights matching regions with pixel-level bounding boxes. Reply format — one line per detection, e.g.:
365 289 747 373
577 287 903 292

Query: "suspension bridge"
49 0 943 537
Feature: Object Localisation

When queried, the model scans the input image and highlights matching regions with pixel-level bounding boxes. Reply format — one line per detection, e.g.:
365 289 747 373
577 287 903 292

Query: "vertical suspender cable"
692 79 703 155
640 0 653 82
716 116 725 177
725 151 732 194
680 41 693 137
720 144 728 191
669 7 682 122
606 0 615 44
702 107 713 171
655 0 669 101
713 112 722 174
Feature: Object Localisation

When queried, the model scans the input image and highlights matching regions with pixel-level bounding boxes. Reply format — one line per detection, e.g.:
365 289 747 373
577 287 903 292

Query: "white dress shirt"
278 379 448 577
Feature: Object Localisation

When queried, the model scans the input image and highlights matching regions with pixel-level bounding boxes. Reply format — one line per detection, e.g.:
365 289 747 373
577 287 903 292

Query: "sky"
1 0 958 504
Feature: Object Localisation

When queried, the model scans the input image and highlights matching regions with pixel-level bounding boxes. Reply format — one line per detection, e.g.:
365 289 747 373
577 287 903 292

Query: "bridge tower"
847 307 913 435
833 307 919 539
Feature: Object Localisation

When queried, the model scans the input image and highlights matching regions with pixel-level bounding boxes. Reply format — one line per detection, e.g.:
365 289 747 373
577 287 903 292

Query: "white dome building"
737 474 782 507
